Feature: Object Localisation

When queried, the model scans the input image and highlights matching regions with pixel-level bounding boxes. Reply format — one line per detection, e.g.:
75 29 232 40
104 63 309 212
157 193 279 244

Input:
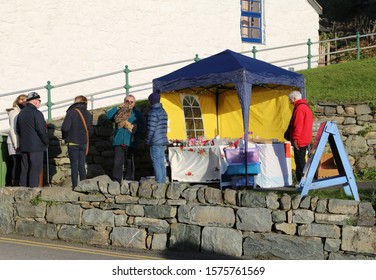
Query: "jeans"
294 145 308 182
149 145 166 183
112 145 134 183
68 144 87 187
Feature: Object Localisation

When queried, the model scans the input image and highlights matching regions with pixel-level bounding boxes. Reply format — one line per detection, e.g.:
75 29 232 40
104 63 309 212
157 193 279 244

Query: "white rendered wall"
0 0 320 130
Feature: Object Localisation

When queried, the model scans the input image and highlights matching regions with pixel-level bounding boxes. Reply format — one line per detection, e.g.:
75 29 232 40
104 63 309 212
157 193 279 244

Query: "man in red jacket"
288 91 313 183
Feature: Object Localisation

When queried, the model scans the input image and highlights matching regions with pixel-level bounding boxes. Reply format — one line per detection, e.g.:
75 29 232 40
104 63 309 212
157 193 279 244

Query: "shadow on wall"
161 241 243 260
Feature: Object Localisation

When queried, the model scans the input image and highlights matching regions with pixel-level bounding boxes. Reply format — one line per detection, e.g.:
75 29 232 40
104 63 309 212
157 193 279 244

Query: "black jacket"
61 102 93 144
17 103 49 152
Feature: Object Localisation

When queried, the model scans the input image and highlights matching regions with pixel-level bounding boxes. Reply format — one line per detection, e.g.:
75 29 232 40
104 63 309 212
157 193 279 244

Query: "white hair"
289 91 302 100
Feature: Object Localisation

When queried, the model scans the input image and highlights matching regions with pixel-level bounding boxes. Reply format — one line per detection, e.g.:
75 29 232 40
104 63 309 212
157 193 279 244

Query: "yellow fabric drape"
161 87 294 142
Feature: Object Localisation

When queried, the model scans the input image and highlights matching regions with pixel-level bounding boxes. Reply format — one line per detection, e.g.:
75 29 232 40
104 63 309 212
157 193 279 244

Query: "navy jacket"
145 103 169 146
17 103 49 152
61 102 93 144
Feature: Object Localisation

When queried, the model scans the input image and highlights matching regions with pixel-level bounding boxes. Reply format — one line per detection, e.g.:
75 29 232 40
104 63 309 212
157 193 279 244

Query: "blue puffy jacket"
145 103 169 146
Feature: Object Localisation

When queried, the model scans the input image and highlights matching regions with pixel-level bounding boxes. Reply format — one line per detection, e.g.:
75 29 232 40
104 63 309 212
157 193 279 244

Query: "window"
241 0 262 43
182 95 205 139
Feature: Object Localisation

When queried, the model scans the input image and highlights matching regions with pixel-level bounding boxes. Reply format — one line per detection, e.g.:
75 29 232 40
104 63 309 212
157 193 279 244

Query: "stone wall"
0 176 375 259
313 102 376 169
44 102 376 187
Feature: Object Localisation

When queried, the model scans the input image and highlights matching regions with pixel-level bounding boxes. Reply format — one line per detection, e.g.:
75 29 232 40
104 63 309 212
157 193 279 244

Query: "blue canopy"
153 49 305 183
153 49 305 142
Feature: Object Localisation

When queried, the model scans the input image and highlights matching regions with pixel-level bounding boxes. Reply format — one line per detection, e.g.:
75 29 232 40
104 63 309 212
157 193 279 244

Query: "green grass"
299 57 376 106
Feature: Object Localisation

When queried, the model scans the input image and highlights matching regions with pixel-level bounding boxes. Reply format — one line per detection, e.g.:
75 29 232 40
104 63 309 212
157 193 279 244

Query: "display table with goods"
167 138 292 189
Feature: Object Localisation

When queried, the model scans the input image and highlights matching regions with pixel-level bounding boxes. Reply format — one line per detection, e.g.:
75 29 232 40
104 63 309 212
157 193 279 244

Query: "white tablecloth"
254 143 292 188
168 146 228 183
169 143 292 188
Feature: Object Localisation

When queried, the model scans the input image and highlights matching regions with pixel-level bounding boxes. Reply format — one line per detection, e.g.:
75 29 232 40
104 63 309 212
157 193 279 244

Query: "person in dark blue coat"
106 95 145 183
17 92 49 188
145 92 169 184
61 95 93 188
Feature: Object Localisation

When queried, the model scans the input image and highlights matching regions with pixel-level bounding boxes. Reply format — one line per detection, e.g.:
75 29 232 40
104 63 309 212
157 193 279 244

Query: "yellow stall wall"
161 86 294 142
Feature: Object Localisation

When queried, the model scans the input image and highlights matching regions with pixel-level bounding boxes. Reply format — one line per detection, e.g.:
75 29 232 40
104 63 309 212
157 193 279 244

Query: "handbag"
74 108 89 155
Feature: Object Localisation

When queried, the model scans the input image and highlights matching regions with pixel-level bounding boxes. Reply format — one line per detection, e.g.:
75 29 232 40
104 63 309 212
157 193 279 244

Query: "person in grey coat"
145 91 169 183
17 92 49 188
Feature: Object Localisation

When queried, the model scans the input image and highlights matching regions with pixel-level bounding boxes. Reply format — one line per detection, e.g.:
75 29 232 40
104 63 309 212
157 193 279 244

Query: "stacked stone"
314 102 376 169
0 176 375 260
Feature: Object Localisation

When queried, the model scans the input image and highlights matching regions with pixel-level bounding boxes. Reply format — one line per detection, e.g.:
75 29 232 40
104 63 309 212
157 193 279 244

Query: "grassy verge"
299 57 376 106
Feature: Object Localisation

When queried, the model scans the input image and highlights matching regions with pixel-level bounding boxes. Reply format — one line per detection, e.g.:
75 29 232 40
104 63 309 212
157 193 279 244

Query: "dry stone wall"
0 176 375 260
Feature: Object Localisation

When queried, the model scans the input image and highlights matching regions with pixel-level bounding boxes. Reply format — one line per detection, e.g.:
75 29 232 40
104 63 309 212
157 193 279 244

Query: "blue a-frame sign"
299 121 360 201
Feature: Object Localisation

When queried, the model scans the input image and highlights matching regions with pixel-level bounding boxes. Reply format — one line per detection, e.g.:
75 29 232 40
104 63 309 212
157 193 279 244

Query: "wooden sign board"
299 121 359 201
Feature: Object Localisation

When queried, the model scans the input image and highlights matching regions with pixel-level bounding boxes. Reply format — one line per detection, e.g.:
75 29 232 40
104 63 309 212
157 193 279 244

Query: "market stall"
153 49 305 188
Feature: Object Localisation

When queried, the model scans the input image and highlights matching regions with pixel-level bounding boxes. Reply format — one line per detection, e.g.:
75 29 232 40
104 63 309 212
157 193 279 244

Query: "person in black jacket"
61 95 93 188
17 92 49 188
145 92 169 184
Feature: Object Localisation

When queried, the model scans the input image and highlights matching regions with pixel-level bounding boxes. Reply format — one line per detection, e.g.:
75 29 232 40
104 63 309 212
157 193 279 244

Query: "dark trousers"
112 145 135 183
68 144 87 187
294 145 308 182
10 154 22 186
20 151 43 188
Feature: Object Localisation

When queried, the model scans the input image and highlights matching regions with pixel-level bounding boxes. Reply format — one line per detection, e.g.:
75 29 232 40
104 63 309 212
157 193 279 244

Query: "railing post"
194 54 200 62
44 81 54 122
252 46 257 59
356 31 361 60
124 65 131 96
307 38 312 69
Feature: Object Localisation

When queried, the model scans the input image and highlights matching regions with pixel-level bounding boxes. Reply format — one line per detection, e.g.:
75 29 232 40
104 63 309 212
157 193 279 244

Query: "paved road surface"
0 233 173 260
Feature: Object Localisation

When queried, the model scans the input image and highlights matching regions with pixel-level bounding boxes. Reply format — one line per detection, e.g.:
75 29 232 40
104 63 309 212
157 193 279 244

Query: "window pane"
251 2 260 12
196 131 205 137
187 131 195 139
184 107 193 117
192 107 201 117
241 0 250 11
185 119 194 129
251 17 260 28
194 119 203 129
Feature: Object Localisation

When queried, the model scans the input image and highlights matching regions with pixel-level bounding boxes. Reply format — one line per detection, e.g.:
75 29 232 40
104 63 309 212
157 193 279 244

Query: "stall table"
254 143 292 188
168 146 228 183
168 142 292 188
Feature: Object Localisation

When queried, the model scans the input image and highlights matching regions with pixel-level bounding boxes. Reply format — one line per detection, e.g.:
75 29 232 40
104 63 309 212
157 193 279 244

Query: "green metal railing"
0 32 375 126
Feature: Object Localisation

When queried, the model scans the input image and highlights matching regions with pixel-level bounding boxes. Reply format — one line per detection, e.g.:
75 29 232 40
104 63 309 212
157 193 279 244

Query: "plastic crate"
231 175 255 189
225 163 261 175
224 148 259 164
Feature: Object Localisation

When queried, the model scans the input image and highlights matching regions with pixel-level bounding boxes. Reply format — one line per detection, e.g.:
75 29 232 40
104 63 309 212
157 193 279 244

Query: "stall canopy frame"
153 49 306 182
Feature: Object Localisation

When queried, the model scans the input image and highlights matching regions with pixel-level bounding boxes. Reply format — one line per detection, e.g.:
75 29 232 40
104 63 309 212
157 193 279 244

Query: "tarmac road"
0 233 165 260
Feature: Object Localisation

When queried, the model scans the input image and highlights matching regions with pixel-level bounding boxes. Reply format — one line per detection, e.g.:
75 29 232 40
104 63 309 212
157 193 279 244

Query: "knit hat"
148 92 160 105
27 91 41 101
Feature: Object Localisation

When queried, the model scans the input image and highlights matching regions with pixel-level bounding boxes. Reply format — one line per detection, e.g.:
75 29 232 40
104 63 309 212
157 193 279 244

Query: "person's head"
124 95 136 109
74 95 88 104
148 92 160 106
13 94 27 108
26 91 42 108
288 91 302 105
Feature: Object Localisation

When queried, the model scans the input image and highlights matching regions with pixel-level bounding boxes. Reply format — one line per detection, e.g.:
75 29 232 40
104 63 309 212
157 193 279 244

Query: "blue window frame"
240 0 262 43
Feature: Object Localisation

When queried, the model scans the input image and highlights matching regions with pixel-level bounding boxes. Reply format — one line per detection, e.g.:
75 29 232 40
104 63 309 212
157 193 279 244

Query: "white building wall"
0 0 320 130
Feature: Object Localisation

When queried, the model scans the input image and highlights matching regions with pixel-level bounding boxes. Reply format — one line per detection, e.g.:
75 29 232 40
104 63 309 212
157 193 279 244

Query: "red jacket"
290 99 313 147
